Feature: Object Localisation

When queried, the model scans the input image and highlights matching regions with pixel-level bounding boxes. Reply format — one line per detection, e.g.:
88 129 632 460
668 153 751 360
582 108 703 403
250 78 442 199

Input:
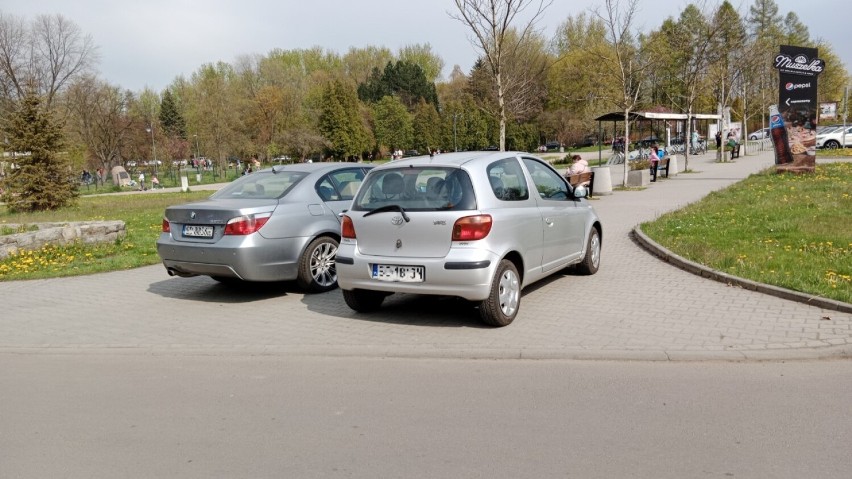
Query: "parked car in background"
816 125 852 149
336 151 602 327
748 128 770 140
544 141 562 151
157 162 372 292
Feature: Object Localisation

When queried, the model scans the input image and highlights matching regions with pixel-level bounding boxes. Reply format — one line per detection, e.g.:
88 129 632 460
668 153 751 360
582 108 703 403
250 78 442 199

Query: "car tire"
342 289 386 312
297 236 339 293
825 140 840 150
478 259 520 327
575 227 601 275
749 135 757 140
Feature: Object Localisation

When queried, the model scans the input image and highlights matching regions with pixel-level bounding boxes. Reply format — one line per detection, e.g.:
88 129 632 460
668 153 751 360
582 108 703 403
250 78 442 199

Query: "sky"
3 0 850 93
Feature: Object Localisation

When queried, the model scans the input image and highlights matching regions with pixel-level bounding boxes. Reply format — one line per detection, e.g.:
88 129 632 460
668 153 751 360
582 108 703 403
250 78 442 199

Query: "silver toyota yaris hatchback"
336 151 602 327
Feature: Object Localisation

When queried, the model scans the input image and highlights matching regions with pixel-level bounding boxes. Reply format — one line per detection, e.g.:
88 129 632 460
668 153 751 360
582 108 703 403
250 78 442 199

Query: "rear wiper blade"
363 204 410 222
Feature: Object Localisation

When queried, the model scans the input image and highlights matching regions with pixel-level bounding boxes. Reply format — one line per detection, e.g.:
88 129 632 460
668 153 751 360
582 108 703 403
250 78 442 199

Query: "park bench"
650 157 670 182
728 142 741 159
566 171 595 198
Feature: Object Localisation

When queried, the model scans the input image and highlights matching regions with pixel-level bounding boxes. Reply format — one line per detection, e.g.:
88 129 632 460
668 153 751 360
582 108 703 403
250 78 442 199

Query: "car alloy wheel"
297 236 339 293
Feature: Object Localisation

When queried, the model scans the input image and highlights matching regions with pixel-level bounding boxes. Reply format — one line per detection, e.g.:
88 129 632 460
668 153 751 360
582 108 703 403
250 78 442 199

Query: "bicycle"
690 139 707 155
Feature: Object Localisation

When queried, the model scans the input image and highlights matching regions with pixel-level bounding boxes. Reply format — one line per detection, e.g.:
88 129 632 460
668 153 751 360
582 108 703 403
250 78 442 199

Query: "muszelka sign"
771 45 823 173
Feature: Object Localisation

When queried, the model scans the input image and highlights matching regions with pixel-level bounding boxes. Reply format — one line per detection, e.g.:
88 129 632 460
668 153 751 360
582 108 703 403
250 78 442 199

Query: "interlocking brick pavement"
1 150 850 360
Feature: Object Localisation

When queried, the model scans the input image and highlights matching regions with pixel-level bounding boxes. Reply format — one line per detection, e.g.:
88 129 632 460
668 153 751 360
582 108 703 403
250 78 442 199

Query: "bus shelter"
593 111 721 164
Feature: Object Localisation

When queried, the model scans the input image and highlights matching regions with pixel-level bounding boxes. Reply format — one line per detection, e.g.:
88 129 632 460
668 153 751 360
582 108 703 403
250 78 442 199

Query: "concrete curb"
632 226 852 314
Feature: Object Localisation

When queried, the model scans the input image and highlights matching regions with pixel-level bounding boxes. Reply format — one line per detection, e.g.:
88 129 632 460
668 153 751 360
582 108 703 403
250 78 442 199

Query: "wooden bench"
566 171 595 197
650 157 670 182
728 142 741 159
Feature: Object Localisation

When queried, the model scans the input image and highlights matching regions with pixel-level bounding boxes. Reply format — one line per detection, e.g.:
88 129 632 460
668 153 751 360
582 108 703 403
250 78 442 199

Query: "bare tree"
592 0 654 185
0 13 97 110
450 0 552 151
63 75 136 171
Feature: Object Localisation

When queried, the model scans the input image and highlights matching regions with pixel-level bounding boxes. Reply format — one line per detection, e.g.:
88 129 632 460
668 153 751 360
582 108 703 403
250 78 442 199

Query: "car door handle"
545 218 554 227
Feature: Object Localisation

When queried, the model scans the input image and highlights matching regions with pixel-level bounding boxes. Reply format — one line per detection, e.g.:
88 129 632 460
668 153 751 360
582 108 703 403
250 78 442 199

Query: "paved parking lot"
2 150 850 360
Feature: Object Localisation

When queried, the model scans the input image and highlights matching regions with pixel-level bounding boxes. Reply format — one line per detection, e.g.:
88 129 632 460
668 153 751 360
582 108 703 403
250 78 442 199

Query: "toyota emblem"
390 216 404 225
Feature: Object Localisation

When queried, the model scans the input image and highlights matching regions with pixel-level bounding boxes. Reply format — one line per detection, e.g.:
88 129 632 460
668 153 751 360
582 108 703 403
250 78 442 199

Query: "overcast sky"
3 0 850 94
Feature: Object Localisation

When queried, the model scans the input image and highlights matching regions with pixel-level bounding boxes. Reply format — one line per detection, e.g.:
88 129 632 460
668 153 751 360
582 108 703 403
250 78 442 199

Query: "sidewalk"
1 150 850 361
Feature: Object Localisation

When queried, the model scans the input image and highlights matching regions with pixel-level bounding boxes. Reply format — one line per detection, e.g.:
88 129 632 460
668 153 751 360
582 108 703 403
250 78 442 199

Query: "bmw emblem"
190 211 197 219
391 216 404 225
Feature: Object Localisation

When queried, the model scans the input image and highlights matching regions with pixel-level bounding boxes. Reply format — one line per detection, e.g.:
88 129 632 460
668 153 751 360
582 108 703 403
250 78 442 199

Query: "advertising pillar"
772 45 824 173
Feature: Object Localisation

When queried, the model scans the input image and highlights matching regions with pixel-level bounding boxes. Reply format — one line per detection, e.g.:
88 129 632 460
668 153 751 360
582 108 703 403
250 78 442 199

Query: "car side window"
315 168 369 202
486 158 529 201
521 157 569 201
327 168 367 201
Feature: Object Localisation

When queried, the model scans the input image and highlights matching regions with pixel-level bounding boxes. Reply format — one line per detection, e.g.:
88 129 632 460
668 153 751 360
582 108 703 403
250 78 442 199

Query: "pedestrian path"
1 151 850 361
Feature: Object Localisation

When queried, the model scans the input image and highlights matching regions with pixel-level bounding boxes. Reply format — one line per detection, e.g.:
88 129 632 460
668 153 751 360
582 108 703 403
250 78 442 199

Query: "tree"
592 0 654 184
1 93 77 211
319 80 370 159
63 75 136 172
412 99 442 152
647 4 716 170
708 1 747 162
0 13 97 111
159 89 186 138
372 95 413 153
450 0 552 151
398 43 445 83
357 60 439 109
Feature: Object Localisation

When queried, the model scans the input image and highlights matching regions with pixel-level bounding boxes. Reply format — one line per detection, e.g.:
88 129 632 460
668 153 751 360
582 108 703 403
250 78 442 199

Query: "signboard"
772 45 824 173
819 102 837 121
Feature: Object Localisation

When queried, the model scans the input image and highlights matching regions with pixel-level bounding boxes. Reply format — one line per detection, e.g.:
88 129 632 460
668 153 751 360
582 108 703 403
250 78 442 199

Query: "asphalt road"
2 355 851 479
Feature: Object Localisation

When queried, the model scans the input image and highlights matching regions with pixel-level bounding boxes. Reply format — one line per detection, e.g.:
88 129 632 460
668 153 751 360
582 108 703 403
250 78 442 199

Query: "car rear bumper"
336 244 500 301
156 233 309 281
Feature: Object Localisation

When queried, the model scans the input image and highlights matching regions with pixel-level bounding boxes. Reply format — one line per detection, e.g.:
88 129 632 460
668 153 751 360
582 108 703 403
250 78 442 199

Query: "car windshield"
352 167 476 211
210 170 307 200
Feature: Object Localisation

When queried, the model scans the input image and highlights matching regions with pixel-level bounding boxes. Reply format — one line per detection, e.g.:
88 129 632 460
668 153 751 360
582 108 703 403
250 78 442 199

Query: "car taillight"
341 215 356 239
452 215 492 241
224 213 271 235
162 218 170 233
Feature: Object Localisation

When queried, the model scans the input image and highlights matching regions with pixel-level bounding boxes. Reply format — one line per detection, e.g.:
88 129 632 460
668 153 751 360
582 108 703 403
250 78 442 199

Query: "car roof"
260 161 371 174
371 151 530 170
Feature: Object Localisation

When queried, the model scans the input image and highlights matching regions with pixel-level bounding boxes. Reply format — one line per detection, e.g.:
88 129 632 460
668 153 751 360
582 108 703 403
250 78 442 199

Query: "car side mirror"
572 185 588 199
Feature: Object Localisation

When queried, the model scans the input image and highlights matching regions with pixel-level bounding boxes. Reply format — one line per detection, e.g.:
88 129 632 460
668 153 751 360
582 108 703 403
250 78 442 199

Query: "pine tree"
1 94 77 212
319 81 370 159
159 90 187 138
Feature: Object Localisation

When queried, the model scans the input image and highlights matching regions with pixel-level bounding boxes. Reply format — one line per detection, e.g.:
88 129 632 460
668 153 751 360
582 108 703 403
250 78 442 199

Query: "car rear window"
210 171 307 200
352 167 476 211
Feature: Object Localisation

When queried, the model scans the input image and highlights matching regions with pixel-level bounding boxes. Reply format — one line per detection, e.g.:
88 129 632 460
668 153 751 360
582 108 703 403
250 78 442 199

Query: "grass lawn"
641 162 852 304
0 190 211 280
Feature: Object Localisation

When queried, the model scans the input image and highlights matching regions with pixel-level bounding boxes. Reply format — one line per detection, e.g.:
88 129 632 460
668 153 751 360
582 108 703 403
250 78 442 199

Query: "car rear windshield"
210 171 307 200
351 167 476 211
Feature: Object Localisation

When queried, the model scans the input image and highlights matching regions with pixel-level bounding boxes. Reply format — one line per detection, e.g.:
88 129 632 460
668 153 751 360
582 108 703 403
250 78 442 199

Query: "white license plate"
183 225 214 238
371 264 425 282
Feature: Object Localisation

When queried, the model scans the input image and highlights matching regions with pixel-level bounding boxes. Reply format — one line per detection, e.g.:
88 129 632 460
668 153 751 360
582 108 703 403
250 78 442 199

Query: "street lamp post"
453 113 463 152
146 126 158 175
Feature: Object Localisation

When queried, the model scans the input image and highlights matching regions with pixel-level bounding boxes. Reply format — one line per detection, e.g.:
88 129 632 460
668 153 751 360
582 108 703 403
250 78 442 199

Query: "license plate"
183 225 214 238
371 264 425 282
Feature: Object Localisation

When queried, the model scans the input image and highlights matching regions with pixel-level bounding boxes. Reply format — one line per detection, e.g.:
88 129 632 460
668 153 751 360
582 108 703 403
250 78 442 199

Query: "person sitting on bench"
566 155 591 186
